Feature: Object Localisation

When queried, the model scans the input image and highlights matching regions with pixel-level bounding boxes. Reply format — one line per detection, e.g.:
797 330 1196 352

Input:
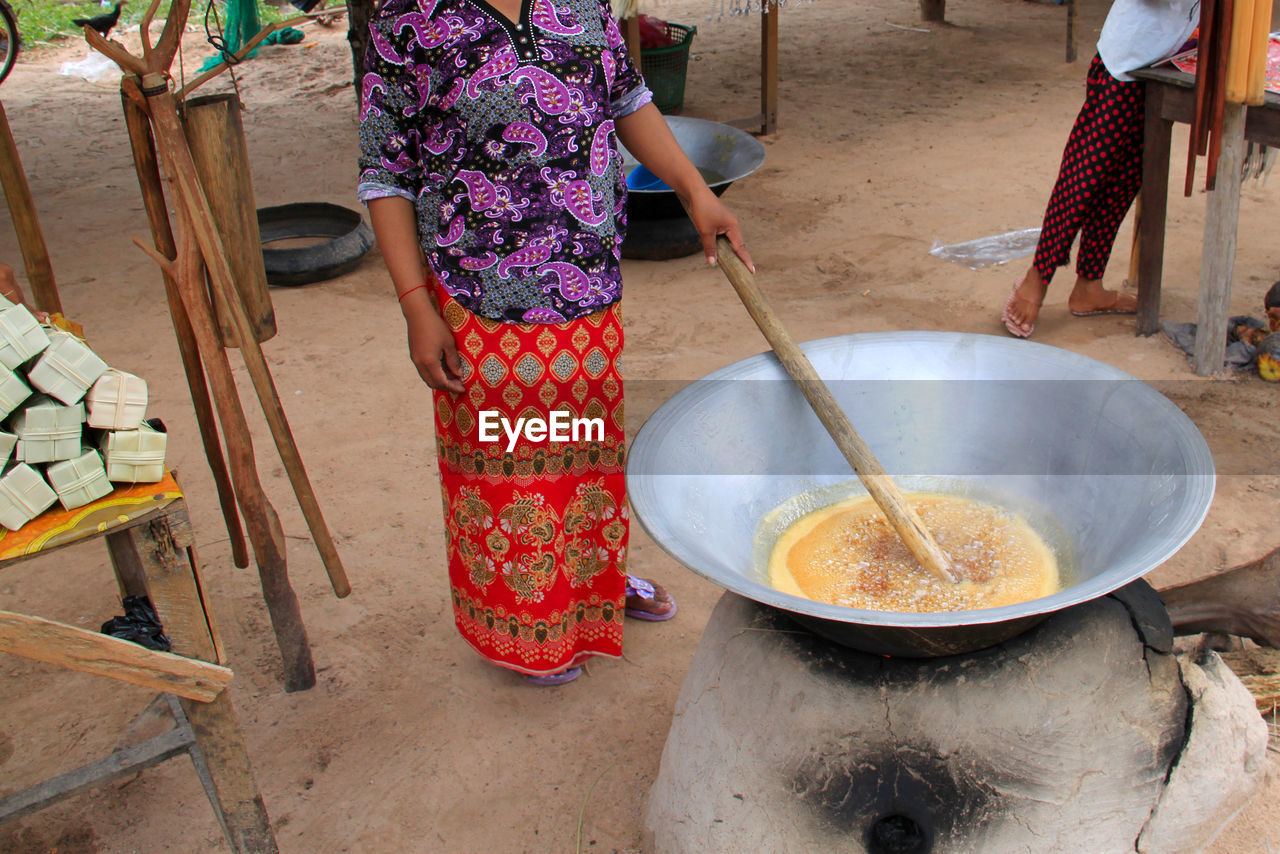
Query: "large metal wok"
627 332 1215 657
619 116 765 259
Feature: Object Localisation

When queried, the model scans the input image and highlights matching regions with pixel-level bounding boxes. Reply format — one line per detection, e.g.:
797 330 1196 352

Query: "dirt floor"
1 0 1279 850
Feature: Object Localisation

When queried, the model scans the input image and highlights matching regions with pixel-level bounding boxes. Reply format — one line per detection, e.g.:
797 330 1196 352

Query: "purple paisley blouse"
358 0 652 323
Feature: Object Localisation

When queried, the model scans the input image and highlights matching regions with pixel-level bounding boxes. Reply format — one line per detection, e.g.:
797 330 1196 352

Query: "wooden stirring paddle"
705 234 959 584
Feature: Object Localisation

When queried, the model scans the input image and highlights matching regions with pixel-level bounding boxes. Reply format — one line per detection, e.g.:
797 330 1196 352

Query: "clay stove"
644 585 1268 853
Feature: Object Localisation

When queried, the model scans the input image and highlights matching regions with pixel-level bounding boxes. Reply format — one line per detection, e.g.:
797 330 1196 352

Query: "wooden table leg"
1137 83 1173 336
1194 102 1247 375
107 501 277 852
180 693 278 854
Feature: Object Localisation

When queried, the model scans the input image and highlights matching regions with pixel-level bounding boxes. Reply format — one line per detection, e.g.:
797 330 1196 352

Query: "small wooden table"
0 473 277 853
1130 66 1280 353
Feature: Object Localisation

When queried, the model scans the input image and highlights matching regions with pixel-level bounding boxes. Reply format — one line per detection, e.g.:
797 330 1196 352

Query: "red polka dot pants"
1033 55 1144 285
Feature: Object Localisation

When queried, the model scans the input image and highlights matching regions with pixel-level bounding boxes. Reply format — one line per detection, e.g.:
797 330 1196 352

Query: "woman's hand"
684 188 755 273
403 300 465 393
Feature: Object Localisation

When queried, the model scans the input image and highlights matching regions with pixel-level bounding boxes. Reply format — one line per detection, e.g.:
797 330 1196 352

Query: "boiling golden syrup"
768 493 1059 612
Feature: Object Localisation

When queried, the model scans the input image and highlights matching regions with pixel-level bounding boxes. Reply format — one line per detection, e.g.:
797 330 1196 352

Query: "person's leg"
1067 73 1145 315
1004 56 1114 336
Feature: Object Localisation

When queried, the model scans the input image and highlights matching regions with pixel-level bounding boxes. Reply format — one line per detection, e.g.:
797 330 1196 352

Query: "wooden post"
0 101 63 314
761 3 779 135
622 15 642 76
121 86 250 570
1194 102 1247 375
182 94 277 348
1137 83 1173 335
1126 196 1141 290
142 78 349 603
1066 0 1077 63
920 0 945 22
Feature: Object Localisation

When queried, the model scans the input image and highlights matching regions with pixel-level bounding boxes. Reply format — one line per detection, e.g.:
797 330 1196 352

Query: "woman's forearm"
368 196 429 299
615 103 715 207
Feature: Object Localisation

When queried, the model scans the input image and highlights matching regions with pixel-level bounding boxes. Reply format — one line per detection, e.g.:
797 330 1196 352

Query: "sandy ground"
1 0 1279 850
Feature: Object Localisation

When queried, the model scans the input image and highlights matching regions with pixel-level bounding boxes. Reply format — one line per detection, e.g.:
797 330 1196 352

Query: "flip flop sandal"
526 666 582 686
1002 281 1037 339
625 575 678 622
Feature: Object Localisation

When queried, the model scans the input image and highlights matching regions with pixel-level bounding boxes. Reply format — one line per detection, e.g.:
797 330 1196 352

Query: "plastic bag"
929 228 1041 270
101 595 171 651
58 49 118 83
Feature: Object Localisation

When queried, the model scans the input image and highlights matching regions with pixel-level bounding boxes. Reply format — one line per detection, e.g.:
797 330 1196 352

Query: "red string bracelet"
397 283 429 302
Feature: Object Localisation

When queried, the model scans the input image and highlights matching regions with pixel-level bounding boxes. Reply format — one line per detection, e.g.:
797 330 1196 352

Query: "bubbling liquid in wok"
768 493 1059 612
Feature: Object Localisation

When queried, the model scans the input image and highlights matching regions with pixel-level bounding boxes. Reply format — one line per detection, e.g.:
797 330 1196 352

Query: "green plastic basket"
640 22 696 115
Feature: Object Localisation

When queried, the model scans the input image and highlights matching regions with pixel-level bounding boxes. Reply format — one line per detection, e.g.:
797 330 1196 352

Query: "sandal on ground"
625 575 678 622
527 666 582 686
1069 291 1138 317
1002 280 1038 339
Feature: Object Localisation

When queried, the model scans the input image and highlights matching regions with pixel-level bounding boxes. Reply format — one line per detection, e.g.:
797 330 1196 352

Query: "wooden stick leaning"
0 102 63 315
120 82 250 570
139 77 350 600
170 209 317 692
706 234 958 584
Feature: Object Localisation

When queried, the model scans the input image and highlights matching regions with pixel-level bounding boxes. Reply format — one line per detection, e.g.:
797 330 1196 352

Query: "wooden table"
1130 66 1280 363
0 473 277 852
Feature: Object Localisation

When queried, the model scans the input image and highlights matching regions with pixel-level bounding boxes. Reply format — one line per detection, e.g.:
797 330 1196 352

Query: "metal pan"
626 332 1215 657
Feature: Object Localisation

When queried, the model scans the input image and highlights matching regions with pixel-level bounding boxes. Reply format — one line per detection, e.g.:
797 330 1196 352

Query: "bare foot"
1002 267 1047 337
1066 277 1137 316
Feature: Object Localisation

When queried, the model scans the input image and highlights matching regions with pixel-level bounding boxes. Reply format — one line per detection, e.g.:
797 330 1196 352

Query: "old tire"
258 202 374 286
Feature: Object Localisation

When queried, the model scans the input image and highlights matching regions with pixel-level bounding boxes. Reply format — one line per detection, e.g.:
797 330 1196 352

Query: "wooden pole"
1194 103 1247 376
141 79 350 600
761 4 779 135
707 234 957 584
121 84 250 571
170 208 317 692
0 101 63 315
1126 196 1141 290
181 94 277 348
1066 0 1077 63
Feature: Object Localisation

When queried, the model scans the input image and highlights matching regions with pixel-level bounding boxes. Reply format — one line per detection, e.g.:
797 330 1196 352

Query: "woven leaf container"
0 462 58 531
11 395 84 464
86 369 148 431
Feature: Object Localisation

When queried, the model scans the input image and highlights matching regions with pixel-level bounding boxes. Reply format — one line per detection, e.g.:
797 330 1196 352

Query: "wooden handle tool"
705 234 958 584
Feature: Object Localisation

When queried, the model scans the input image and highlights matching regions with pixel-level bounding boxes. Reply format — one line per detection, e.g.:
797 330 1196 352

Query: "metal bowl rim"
627 330 1216 628
620 116 766 192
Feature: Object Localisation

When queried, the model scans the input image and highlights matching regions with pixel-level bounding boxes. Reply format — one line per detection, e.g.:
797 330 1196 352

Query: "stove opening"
867 813 930 854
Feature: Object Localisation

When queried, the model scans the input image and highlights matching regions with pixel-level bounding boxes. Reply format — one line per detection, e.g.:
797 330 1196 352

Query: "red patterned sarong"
431 281 628 676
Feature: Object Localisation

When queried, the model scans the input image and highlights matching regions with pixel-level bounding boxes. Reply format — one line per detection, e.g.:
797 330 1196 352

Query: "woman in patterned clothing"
359 0 752 683
1001 0 1198 338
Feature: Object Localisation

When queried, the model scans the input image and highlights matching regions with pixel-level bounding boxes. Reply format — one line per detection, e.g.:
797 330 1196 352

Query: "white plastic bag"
59 49 118 83
929 228 1041 270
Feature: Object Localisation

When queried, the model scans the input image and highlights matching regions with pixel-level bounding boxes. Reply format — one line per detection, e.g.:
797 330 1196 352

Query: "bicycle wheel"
0 0 17 87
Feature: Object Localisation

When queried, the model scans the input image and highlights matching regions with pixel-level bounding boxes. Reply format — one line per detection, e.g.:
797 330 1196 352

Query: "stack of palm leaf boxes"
0 299 166 531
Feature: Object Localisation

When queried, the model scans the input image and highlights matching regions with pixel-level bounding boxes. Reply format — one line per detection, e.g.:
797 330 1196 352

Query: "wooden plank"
0 610 232 702
1194 102 1248 375
105 504 220 664
0 727 192 823
182 94 276 348
180 692 279 854
0 101 63 314
760 5 779 135
1137 83 1173 336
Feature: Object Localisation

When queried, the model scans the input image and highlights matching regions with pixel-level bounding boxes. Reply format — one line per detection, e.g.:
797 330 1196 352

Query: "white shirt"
1097 0 1201 81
